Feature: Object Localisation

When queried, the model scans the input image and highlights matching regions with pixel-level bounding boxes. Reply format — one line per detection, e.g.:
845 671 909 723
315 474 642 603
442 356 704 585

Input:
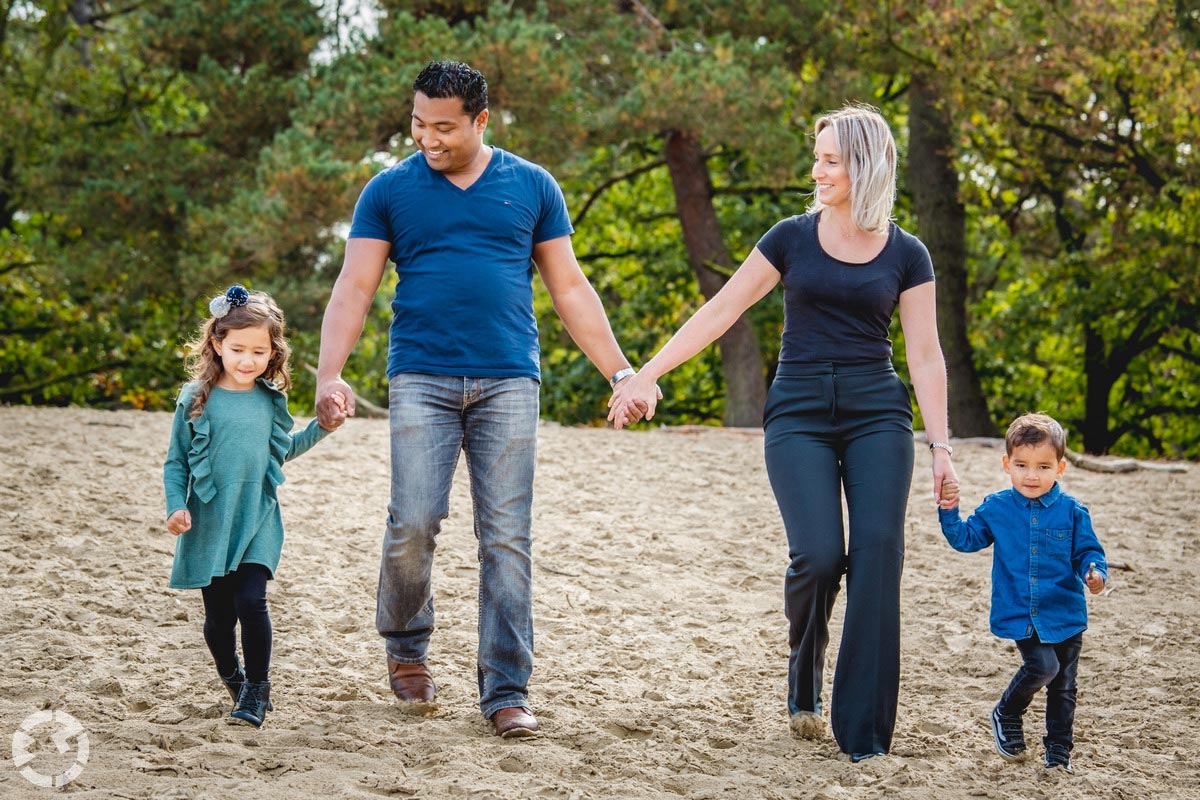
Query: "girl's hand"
317 379 353 430
1085 563 1106 594
320 391 348 432
167 509 192 536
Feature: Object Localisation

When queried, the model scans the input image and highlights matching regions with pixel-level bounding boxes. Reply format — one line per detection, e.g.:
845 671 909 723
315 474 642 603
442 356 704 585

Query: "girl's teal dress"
163 379 329 589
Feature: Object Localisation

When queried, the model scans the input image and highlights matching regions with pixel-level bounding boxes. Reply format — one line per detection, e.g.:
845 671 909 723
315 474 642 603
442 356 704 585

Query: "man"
314 61 641 738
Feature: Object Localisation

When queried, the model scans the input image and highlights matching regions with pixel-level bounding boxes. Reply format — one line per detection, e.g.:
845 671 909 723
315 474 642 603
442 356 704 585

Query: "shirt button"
1032 517 1038 524
1031 608 1038 615
1032 547 1037 554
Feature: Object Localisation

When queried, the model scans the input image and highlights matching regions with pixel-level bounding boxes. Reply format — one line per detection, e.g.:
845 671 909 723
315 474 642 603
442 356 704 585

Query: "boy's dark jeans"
997 631 1084 750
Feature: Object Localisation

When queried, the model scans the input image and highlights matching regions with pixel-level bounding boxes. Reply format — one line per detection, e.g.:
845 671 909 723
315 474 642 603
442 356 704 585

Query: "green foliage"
0 232 182 409
3 0 1198 459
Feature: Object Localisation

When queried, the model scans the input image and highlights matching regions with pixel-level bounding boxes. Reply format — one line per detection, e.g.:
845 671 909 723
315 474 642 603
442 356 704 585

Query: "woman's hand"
607 371 662 430
933 449 959 509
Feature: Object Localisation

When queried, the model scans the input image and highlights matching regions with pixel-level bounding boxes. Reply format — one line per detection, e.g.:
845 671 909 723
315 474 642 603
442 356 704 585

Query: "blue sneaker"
1044 742 1074 773
990 705 1026 760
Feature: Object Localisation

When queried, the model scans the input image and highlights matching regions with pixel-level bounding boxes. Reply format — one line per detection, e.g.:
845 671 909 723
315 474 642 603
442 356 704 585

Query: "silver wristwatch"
609 367 636 388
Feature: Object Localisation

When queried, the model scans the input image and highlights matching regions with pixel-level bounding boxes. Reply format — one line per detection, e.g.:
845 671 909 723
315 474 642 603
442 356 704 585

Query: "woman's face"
811 126 851 209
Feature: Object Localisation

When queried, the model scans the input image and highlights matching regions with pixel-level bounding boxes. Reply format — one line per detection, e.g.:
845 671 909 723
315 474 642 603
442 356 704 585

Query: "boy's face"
1003 442 1066 500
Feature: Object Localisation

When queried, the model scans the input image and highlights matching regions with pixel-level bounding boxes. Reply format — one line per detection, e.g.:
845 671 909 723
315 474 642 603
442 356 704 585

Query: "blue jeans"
376 373 539 718
998 632 1083 750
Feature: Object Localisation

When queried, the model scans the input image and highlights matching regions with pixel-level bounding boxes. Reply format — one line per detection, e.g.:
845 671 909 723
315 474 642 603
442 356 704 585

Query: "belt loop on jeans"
824 373 837 424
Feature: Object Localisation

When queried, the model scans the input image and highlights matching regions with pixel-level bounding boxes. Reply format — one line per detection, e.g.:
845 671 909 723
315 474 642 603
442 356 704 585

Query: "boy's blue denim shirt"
938 483 1106 644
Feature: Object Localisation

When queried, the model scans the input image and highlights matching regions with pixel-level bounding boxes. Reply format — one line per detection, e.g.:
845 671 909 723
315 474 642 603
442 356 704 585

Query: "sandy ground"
1 404 1197 799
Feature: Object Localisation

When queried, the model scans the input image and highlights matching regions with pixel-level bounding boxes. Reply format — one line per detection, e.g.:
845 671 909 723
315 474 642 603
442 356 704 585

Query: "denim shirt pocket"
1043 528 1072 553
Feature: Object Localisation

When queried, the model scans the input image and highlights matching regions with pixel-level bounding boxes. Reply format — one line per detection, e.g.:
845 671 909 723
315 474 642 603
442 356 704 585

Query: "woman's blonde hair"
182 289 291 418
808 103 897 232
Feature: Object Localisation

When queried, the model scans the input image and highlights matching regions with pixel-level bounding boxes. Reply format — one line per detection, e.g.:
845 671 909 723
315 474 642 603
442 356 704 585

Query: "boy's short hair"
1005 413 1067 459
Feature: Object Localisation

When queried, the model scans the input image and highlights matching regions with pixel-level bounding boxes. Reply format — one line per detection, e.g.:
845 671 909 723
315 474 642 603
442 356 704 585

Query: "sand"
1 404 1197 799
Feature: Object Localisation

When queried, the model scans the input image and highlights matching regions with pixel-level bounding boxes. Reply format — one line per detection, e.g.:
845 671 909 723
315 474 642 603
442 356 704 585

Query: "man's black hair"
413 61 489 117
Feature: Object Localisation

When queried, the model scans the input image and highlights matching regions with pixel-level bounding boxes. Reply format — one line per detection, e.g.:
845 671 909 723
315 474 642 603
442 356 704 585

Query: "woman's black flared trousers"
763 360 915 757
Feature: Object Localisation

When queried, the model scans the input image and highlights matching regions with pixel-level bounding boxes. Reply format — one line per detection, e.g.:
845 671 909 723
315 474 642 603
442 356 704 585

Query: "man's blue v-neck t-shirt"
348 147 573 380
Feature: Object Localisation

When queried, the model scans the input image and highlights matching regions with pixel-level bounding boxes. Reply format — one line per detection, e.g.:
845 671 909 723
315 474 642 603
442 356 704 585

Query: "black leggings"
200 563 272 683
763 360 915 756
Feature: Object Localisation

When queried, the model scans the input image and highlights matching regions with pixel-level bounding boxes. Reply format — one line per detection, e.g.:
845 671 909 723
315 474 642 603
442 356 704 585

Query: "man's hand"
317 379 354 431
607 371 663 430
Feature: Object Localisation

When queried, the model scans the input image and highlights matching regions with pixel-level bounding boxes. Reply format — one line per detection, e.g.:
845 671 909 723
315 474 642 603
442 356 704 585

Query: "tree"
249 1 809 425
1 1 326 406
907 75 998 436
863 0 1200 454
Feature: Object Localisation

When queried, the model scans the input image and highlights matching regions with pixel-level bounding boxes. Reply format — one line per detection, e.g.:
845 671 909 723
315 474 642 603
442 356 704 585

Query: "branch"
300 362 387 418
1064 448 1188 473
571 158 666 228
86 1 147 26
711 184 811 199
623 0 682 48
881 14 939 71
1110 300 1197 372
1158 342 1200 366
1011 109 1119 155
0 326 54 337
0 260 40 276
577 248 657 263
1113 75 1178 201
0 360 131 401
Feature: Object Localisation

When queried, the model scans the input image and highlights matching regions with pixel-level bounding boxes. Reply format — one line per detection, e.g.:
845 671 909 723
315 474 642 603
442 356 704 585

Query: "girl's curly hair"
182 290 291 418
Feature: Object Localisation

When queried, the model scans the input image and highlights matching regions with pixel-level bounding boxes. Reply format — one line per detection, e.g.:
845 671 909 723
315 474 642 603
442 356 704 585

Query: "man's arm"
315 237 391 427
532 235 632 383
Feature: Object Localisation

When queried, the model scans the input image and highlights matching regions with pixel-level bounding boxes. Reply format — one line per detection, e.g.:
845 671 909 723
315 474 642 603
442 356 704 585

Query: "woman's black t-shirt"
756 212 935 365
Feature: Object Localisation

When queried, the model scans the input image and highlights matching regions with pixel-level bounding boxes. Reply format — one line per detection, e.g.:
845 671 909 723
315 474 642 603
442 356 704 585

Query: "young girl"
163 284 342 728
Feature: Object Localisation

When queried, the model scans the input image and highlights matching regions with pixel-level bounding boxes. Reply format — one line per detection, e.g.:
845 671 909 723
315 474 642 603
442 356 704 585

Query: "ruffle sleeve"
263 379 295 500
177 384 218 505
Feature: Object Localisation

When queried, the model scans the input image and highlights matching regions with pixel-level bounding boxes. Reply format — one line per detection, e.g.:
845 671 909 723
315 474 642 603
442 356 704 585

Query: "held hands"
317 379 354 431
166 509 192 536
607 370 663 430
1085 562 1107 594
933 449 960 509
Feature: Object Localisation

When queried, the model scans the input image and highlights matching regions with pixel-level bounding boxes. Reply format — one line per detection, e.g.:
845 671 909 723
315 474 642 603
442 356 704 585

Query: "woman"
610 103 958 760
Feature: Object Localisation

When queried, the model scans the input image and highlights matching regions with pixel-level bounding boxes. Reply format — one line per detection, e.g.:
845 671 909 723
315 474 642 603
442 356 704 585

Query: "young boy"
939 413 1107 773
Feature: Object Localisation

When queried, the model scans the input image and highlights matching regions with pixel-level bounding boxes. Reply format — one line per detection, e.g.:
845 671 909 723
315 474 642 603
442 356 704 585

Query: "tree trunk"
907 76 997 437
663 129 766 427
1081 323 1116 454
0 151 14 233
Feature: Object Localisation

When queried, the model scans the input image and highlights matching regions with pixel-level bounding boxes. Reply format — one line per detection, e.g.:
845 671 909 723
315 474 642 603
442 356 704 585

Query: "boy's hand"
167 509 192 536
939 477 960 509
1085 562 1106 594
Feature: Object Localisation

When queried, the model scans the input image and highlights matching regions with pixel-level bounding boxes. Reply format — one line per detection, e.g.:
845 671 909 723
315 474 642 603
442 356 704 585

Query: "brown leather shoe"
387 657 436 704
492 706 539 739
